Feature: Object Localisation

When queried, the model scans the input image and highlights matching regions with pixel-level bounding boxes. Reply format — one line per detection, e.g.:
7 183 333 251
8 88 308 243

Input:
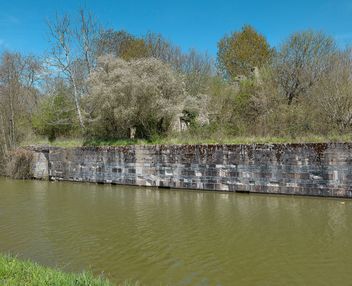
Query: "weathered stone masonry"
30 143 352 198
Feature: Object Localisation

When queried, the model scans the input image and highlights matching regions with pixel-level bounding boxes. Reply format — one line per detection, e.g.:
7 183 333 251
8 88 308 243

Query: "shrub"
32 85 79 142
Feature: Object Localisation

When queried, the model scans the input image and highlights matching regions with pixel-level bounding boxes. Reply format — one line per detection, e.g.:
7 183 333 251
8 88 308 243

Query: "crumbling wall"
27 146 49 180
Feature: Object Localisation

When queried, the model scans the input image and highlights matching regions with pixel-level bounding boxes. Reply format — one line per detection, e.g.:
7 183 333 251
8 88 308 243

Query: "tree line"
1 9 351 170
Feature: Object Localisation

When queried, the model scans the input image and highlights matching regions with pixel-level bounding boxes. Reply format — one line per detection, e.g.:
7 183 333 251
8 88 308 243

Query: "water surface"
0 178 351 285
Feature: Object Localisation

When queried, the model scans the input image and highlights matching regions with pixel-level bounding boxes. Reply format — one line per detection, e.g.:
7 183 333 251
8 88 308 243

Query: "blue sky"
0 0 352 56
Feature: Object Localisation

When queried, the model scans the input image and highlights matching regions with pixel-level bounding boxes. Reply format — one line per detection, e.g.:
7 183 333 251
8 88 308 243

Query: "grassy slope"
0 255 138 286
20 134 352 148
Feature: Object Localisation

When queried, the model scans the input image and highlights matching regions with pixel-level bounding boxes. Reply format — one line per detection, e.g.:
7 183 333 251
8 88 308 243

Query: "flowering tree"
86 56 188 139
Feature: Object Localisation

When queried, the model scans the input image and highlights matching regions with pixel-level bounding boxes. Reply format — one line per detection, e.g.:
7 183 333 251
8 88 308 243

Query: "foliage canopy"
217 25 273 79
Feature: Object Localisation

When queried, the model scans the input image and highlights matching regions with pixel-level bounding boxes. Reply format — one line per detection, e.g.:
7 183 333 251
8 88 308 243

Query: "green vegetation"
0 254 142 286
217 25 273 79
1 9 352 174
20 133 352 148
32 81 79 142
0 255 117 286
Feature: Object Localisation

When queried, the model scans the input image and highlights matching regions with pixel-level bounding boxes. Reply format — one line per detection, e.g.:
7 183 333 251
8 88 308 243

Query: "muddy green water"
0 178 351 285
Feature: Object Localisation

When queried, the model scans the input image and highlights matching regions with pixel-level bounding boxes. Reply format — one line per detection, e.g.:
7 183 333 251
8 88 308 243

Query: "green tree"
217 25 273 79
32 83 78 141
96 30 149 60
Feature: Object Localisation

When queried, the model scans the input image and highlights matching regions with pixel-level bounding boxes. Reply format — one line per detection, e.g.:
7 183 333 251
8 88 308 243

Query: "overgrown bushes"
2 13 352 149
32 81 79 142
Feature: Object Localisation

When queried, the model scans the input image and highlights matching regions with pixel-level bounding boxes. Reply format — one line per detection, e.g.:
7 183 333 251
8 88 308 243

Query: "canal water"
0 178 351 285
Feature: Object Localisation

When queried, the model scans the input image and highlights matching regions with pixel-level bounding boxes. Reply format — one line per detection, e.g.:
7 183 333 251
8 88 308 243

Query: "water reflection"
0 178 351 285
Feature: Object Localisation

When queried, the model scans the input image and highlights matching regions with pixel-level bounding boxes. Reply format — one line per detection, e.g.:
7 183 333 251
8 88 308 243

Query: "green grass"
0 254 139 286
20 137 85 148
161 134 352 145
20 133 352 148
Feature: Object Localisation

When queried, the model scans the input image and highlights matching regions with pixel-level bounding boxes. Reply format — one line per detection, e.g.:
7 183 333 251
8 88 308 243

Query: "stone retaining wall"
30 143 352 198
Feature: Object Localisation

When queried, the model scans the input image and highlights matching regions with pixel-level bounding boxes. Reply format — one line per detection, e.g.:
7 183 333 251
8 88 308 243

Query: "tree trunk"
9 95 16 148
72 81 85 129
0 113 8 154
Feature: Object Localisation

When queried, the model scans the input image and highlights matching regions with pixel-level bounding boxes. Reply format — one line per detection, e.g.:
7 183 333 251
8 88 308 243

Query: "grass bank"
0 254 139 286
20 133 352 148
